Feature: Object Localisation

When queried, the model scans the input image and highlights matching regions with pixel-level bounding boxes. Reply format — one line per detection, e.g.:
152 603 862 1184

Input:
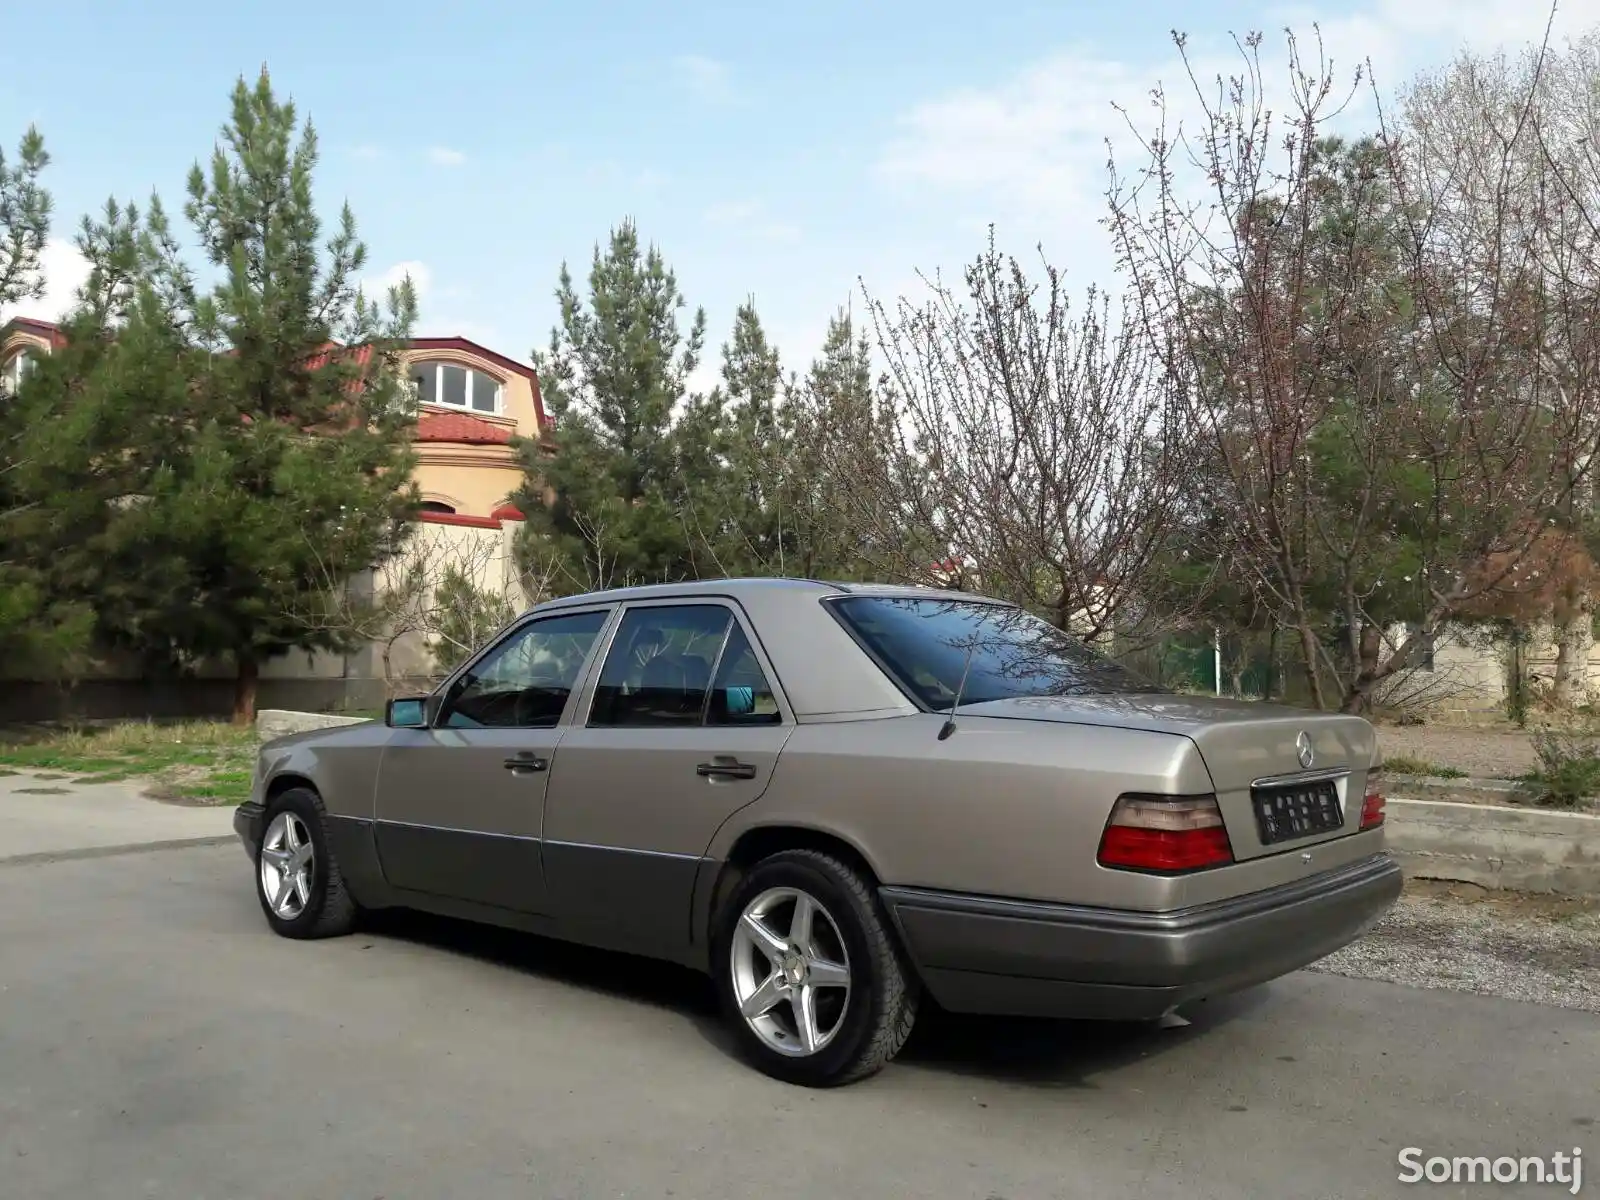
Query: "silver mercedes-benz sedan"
233 578 1401 1086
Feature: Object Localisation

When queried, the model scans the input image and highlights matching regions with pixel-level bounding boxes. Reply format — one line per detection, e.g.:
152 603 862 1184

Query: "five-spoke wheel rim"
259 812 315 920
730 887 852 1057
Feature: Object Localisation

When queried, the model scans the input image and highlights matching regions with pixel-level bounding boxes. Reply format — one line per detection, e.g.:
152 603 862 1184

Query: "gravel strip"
1309 887 1600 1013
1374 725 1538 779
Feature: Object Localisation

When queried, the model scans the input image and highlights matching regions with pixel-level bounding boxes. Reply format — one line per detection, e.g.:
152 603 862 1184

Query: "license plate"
1252 780 1343 845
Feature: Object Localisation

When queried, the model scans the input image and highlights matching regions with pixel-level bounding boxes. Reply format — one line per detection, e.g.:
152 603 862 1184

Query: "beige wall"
413 451 526 518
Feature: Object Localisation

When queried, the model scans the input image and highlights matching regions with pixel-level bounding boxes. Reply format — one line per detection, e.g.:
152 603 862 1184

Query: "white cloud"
581 161 669 196
426 146 467 167
351 143 383 161
703 199 801 243
672 55 734 104
704 200 759 225
362 259 433 303
874 0 1600 266
0 237 91 325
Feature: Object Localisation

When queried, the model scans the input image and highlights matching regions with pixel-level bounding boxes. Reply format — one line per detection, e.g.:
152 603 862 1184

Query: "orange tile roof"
414 410 515 445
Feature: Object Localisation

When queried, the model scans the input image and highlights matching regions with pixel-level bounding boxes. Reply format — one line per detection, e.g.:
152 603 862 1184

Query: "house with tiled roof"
401 336 548 531
2 318 546 527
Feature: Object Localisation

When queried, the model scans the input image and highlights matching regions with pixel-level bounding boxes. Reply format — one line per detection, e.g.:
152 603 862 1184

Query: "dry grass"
0 720 258 805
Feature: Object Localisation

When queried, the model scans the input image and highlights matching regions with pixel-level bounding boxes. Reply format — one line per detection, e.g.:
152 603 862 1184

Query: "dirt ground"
1373 723 1537 779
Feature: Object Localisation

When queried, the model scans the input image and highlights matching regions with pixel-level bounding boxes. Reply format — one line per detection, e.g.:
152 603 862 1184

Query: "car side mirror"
386 696 430 728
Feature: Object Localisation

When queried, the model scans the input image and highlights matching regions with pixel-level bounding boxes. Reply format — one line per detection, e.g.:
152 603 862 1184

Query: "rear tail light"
1360 769 1386 830
1097 794 1235 873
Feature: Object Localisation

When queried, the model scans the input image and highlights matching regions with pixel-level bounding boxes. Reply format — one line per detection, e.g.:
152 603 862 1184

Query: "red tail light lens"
1097 795 1235 873
1360 770 1386 830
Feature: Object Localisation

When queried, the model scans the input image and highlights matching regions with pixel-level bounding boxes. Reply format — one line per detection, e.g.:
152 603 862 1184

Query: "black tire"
711 849 919 1087
254 786 360 940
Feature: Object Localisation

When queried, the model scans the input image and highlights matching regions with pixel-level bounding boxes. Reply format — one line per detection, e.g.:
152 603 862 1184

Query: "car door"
373 605 615 915
542 599 794 956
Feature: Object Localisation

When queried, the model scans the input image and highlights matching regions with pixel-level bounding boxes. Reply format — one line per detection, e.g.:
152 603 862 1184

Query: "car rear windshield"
829 595 1162 710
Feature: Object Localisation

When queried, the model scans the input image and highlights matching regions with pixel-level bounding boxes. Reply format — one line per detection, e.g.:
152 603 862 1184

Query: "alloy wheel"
259 811 315 921
729 886 852 1056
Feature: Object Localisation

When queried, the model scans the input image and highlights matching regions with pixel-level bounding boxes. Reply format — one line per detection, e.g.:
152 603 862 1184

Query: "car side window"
437 609 610 729
706 623 783 726
589 605 734 728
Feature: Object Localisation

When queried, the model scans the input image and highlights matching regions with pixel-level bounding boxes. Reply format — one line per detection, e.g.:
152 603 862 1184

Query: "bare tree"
826 237 1191 640
1400 30 1600 706
293 522 561 693
1107 24 1600 713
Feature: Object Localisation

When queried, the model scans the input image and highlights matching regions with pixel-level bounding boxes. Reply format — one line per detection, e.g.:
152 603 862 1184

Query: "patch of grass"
0 719 257 806
1381 755 1469 779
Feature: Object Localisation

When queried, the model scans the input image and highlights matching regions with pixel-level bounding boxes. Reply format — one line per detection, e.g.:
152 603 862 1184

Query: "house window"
420 501 457 515
1 349 37 395
410 360 502 415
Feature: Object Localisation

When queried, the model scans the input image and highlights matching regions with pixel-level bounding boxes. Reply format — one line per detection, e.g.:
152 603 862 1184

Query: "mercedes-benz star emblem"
1295 730 1315 770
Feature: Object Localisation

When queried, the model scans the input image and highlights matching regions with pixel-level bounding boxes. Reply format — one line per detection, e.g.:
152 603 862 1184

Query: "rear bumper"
880 852 1403 1021
234 800 264 859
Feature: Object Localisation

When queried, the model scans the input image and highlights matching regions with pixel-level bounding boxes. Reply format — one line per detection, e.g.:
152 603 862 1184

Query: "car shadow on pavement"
894 989 1274 1089
360 906 1273 1087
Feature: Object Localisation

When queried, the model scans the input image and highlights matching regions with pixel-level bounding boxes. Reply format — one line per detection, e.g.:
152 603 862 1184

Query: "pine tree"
0 125 92 674
690 299 794 575
515 220 707 592
23 73 420 722
163 71 421 721
786 310 896 580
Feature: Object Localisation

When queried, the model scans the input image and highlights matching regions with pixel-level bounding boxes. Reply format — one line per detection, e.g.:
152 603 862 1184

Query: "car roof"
526 576 1009 610
523 577 1016 720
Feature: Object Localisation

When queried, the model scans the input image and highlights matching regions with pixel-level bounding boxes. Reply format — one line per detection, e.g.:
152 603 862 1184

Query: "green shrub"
1527 726 1600 809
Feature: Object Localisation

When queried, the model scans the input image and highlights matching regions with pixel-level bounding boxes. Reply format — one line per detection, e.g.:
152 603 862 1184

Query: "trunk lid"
961 694 1378 862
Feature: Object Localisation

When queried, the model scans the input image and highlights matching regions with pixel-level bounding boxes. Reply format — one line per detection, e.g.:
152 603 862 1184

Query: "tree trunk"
233 656 259 727
1296 623 1327 710
1554 451 1596 708
1551 598 1594 708
1338 624 1386 715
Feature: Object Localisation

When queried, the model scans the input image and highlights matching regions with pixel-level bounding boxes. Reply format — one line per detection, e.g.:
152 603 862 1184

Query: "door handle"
697 759 758 780
503 753 549 773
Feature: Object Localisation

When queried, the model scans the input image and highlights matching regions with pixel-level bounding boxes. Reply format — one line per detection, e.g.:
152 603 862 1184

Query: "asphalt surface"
0 835 1592 1200
0 771 232 862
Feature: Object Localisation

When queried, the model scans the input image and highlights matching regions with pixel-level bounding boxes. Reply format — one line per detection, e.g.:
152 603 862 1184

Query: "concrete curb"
255 709 372 742
1383 772 1549 806
1385 796 1600 895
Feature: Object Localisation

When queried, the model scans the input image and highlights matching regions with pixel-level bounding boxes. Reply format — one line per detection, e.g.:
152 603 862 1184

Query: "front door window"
438 609 610 728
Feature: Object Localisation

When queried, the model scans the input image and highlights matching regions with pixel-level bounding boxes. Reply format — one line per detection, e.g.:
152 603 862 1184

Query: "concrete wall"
1386 796 1600 895
1374 619 1600 721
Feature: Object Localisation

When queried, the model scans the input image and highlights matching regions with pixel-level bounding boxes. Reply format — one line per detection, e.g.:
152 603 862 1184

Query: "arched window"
1 348 37 395
419 500 458 515
409 359 502 415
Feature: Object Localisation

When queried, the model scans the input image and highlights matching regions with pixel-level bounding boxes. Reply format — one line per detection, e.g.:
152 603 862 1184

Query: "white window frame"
1 349 37 394
411 360 503 416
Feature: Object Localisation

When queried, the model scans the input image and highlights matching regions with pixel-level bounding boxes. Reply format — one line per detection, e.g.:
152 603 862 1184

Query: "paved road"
0 771 232 862
0 839 1595 1199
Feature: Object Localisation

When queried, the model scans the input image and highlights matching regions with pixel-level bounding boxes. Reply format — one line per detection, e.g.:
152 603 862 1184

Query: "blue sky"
3 0 1593 392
